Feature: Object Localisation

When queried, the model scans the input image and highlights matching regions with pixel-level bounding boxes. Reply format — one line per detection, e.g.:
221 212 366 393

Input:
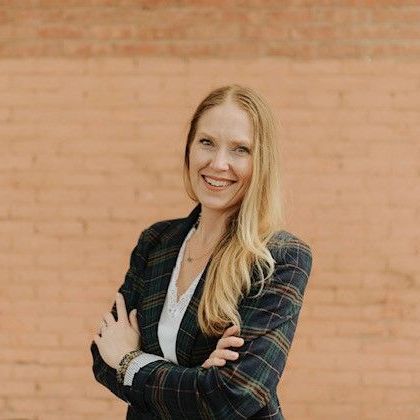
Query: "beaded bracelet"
116 349 142 384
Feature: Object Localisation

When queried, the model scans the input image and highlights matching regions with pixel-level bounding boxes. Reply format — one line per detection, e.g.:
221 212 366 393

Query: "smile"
201 175 236 189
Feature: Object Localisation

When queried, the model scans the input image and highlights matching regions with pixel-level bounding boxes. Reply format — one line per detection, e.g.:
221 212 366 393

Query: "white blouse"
124 225 205 386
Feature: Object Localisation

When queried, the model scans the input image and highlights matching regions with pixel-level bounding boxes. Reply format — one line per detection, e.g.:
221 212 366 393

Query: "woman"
90 84 312 419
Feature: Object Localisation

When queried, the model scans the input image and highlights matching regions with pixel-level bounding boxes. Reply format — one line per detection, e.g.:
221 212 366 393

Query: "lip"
201 174 237 182
201 175 235 191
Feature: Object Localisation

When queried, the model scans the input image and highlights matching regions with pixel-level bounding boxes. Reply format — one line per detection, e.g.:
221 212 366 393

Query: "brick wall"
2 1 420 59
0 2 419 419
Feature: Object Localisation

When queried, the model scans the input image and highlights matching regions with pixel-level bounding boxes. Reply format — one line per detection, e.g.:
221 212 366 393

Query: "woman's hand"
201 325 244 369
93 292 141 370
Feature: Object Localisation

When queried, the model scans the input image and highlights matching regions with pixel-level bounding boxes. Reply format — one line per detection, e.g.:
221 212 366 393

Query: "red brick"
363 371 413 387
305 403 361 419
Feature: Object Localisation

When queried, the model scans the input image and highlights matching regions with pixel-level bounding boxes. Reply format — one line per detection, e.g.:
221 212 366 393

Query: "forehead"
196 102 253 144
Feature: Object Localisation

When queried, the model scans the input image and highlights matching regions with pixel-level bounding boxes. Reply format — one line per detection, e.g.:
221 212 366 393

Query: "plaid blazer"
90 203 312 419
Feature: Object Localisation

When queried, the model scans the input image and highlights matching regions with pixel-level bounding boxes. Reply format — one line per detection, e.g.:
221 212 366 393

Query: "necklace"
186 212 220 263
186 246 214 263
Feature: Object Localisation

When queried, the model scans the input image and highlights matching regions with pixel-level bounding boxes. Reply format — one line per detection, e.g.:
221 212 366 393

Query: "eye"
199 138 212 146
236 146 250 154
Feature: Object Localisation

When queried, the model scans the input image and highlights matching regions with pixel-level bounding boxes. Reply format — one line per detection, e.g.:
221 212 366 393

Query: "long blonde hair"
183 84 286 336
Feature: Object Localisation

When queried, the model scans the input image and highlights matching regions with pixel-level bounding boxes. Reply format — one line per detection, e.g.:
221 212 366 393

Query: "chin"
200 197 242 212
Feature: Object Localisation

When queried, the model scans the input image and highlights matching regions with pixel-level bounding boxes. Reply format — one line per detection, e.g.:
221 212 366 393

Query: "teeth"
204 176 232 187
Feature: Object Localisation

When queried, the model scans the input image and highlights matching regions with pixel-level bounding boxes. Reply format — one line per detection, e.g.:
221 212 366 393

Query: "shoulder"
137 215 185 247
239 230 313 337
267 230 313 279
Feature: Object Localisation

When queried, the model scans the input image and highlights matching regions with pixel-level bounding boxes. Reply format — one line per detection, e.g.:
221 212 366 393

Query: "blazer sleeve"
90 228 150 403
121 240 312 419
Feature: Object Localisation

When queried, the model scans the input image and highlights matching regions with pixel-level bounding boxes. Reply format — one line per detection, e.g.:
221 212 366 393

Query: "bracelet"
116 349 142 384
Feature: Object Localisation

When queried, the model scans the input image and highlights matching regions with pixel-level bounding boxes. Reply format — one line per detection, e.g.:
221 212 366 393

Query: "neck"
193 205 237 247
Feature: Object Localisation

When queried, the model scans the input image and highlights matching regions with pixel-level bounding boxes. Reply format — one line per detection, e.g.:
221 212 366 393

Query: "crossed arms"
90 229 312 419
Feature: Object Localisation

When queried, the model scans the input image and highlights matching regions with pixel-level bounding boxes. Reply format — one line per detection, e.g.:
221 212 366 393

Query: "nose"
209 148 230 171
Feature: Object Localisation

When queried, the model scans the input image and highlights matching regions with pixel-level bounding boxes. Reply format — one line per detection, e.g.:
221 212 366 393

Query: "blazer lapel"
140 202 209 364
175 259 211 366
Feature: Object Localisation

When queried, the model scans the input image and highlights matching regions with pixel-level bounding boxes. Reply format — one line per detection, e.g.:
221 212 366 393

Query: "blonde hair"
183 84 286 336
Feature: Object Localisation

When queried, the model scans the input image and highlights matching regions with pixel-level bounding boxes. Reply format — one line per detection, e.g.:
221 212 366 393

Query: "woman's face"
188 101 254 213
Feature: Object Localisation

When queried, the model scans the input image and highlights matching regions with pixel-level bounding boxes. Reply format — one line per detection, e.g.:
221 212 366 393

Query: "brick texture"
1 2 419 420
1 1 420 59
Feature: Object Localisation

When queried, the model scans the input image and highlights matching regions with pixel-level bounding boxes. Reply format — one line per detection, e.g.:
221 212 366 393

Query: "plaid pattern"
90 203 312 419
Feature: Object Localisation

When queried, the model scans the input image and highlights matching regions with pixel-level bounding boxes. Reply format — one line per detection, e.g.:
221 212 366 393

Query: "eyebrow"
196 131 252 148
